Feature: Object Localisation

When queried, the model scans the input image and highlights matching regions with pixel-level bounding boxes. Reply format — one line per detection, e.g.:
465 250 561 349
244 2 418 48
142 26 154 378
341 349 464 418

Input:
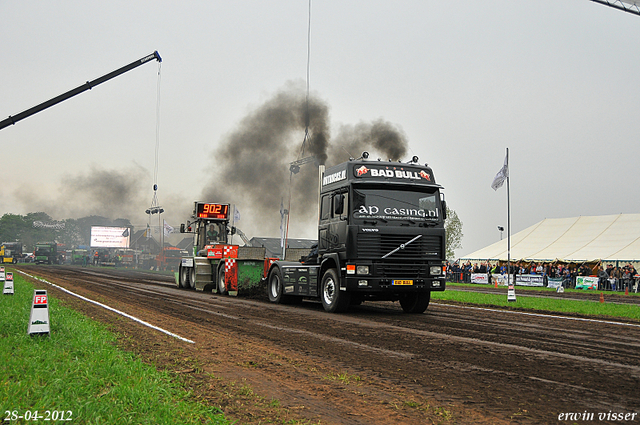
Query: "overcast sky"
2 1 640 257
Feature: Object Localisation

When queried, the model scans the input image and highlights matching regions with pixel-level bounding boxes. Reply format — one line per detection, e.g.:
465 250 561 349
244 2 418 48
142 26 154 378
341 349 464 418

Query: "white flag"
491 152 509 191
234 206 241 222
163 220 174 236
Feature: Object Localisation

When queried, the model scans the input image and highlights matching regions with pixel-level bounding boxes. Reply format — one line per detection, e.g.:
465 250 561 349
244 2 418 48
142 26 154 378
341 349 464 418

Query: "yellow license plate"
393 279 413 286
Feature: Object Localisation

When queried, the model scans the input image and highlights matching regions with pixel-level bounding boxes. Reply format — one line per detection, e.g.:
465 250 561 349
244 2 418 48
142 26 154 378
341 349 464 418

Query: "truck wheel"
268 267 285 303
217 267 228 295
267 268 301 304
399 292 431 314
179 266 192 289
321 268 350 313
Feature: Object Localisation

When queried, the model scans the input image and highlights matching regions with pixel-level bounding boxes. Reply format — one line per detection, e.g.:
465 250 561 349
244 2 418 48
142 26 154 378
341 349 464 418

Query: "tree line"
0 212 132 252
1 208 463 259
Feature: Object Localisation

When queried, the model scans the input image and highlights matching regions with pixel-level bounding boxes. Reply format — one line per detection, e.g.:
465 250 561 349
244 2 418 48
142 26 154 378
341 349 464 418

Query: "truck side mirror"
441 200 447 220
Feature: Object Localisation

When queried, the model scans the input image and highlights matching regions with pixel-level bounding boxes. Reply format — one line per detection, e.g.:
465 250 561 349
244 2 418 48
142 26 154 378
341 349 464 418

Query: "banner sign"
575 276 598 290
547 277 563 289
471 273 489 284
90 226 130 248
491 274 513 286
33 220 65 230
515 274 544 287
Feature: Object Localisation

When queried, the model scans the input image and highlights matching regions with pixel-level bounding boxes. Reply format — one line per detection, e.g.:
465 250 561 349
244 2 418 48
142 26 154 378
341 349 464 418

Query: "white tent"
461 214 640 262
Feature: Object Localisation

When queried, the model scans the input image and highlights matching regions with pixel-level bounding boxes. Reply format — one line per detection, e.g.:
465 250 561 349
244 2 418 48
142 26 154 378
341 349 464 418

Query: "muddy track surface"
13 265 640 424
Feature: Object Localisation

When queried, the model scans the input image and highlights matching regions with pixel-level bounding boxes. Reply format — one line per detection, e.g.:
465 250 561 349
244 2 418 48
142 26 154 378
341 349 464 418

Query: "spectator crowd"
446 260 638 291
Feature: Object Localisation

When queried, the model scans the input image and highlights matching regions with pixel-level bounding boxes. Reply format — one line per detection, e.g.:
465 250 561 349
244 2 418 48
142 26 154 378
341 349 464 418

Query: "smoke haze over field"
14 164 150 221
11 83 411 243
201 82 410 240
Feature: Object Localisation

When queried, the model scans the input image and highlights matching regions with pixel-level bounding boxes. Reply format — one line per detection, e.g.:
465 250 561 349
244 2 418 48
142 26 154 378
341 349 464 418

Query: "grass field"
434 283 640 322
0 272 228 425
2 271 637 424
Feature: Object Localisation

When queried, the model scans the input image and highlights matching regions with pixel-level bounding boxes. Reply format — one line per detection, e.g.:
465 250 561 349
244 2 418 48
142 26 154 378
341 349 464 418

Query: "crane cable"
300 0 312 160
147 61 163 238
283 0 312 258
154 61 162 196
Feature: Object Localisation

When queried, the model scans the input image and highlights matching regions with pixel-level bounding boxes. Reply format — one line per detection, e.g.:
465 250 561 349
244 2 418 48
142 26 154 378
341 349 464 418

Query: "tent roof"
460 214 640 262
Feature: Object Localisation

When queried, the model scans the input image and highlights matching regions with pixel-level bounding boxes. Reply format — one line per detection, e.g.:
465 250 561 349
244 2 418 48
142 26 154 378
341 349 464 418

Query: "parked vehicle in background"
93 249 114 266
1 242 23 264
115 249 135 268
156 247 188 271
71 248 89 265
35 242 59 265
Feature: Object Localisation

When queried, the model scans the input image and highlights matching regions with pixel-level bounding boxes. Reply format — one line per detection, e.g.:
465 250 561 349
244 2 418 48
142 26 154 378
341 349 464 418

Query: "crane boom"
589 0 640 16
0 51 162 131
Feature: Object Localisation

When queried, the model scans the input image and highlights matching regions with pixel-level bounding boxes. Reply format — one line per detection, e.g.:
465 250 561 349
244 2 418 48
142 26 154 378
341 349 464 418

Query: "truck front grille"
357 233 443 260
375 262 430 278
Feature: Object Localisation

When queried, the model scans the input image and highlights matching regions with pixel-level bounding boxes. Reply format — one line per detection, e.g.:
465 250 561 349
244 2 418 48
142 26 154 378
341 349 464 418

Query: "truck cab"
267 156 446 313
35 242 58 265
156 247 189 271
1 242 23 264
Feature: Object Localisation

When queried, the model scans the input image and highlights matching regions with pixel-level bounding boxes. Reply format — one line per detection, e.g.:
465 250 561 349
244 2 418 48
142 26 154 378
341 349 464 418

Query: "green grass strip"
447 281 640 296
0 272 228 425
434 285 640 321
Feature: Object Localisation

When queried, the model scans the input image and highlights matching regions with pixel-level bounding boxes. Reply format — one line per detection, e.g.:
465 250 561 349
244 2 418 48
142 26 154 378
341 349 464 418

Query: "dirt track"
12 265 640 424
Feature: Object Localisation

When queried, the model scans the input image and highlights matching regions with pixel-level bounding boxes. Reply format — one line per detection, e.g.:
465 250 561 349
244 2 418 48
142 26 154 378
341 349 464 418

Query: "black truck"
267 154 447 313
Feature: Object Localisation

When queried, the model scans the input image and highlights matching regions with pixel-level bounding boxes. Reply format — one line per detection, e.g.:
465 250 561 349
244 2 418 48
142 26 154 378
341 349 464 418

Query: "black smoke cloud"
14 163 151 220
201 82 409 240
328 119 409 164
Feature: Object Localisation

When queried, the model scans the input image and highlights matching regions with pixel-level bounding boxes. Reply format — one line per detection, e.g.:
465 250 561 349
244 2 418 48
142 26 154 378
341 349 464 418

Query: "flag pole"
506 147 511 286
491 148 511 293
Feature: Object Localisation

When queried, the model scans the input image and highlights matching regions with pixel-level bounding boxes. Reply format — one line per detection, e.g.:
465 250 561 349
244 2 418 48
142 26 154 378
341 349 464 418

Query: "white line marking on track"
434 302 640 328
17 271 195 344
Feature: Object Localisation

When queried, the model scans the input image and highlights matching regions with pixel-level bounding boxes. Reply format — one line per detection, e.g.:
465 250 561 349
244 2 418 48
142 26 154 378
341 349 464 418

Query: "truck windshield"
352 187 442 224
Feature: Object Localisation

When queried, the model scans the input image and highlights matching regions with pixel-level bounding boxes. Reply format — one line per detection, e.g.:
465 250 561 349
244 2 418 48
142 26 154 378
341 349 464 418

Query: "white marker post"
28 290 50 335
3 271 13 295
507 283 516 302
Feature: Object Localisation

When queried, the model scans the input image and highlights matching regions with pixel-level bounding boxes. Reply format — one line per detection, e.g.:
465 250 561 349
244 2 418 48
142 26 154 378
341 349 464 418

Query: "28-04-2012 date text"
4 410 73 422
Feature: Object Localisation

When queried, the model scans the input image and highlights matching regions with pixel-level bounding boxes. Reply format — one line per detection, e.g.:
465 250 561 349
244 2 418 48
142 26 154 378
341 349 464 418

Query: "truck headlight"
356 265 370 275
430 266 442 276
